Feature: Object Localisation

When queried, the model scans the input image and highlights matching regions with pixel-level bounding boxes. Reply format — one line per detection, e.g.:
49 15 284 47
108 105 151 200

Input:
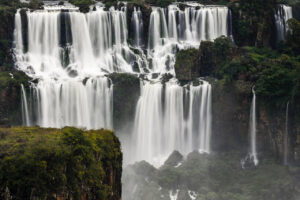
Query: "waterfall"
14 3 231 166
147 5 231 74
14 6 135 129
131 7 144 47
21 84 30 126
249 88 259 166
29 78 113 129
130 80 212 167
275 5 293 42
284 101 289 165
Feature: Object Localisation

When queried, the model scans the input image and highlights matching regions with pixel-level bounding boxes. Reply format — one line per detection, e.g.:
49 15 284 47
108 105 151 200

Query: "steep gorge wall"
0 5 30 126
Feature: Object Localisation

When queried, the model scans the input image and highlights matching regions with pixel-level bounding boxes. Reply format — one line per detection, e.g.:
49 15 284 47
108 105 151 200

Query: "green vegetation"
174 28 300 108
174 48 199 81
0 127 122 199
69 0 94 12
229 0 277 46
286 18 300 55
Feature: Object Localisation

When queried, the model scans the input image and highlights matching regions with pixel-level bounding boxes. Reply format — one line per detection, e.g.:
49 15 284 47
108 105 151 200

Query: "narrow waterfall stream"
21 84 30 126
249 88 259 166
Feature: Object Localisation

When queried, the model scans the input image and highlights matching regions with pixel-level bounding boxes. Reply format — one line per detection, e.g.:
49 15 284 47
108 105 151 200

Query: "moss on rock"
0 126 122 200
108 73 140 129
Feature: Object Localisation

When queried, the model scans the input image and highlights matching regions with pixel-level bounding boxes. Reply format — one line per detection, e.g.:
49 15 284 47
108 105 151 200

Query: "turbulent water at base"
275 5 293 42
14 3 232 166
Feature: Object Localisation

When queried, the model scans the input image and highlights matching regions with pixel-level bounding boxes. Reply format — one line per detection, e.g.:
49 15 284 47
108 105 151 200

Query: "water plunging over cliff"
130 80 212 166
241 88 259 168
147 5 231 74
131 7 144 48
249 88 258 166
14 3 231 166
275 5 293 42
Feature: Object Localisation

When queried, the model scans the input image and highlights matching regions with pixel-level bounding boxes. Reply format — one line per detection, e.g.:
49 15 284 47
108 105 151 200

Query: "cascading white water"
249 88 259 166
130 80 212 167
275 5 293 42
15 3 231 166
284 101 289 165
147 5 230 74
14 6 139 129
31 78 113 129
131 7 144 47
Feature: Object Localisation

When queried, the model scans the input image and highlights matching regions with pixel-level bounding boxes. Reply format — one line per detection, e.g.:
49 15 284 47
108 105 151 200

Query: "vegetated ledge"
0 126 122 200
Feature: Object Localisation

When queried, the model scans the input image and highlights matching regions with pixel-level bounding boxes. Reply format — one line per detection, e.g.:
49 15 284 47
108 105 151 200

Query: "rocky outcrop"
123 150 300 200
108 73 140 130
174 49 200 81
0 70 30 125
0 127 122 200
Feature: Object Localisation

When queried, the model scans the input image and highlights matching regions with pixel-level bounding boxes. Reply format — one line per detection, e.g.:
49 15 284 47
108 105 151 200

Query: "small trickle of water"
284 101 289 165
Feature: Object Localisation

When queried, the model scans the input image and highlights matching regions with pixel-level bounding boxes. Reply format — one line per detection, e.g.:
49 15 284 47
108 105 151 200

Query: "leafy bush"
69 0 94 12
286 18 300 55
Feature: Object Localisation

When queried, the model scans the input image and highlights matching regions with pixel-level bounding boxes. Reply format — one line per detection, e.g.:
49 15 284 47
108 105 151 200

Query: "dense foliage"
0 127 122 200
69 0 94 12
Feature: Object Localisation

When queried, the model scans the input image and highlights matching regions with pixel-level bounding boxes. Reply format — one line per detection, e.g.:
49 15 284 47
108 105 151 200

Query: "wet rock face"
211 81 251 153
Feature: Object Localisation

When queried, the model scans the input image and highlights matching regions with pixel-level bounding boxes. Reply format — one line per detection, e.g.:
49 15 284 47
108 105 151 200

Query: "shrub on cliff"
286 18 300 55
230 0 277 46
145 0 173 7
0 127 122 199
255 56 296 105
70 0 94 12
174 48 199 81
